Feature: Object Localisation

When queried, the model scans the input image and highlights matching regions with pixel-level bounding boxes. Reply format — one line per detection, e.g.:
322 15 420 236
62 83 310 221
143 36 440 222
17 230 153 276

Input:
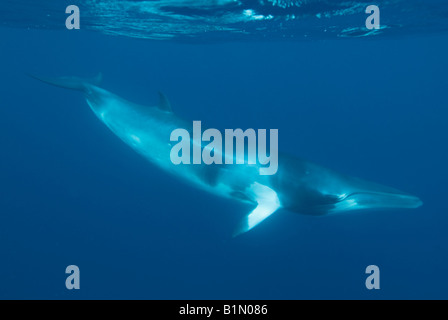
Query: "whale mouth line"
335 191 423 211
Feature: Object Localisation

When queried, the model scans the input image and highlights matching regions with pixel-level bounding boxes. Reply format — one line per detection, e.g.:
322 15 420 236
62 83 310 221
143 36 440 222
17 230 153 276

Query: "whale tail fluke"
29 73 103 92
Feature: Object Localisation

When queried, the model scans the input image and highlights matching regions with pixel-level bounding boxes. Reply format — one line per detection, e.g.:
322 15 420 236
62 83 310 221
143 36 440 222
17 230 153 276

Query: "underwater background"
0 0 447 299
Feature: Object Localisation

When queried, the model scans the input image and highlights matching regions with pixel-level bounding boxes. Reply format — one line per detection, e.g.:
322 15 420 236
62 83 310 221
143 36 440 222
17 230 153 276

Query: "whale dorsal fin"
92 72 103 86
158 92 172 112
233 183 281 237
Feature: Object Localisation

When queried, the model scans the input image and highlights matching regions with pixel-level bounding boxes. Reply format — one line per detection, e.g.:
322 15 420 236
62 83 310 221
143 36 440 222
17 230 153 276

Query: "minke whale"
33 74 422 236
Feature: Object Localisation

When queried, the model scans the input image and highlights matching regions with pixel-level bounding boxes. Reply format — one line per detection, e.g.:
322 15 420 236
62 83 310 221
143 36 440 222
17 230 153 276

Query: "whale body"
33 74 422 235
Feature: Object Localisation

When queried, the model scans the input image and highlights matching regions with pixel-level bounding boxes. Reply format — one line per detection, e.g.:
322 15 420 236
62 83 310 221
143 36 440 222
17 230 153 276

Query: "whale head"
330 189 423 213
326 175 423 214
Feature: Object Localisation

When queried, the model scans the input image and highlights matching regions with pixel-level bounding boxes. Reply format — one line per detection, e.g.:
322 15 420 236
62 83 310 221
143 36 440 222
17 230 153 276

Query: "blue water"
0 1 447 299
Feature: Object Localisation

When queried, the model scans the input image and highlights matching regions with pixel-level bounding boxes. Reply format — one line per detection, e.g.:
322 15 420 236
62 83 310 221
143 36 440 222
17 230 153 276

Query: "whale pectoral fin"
233 203 280 237
233 183 281 237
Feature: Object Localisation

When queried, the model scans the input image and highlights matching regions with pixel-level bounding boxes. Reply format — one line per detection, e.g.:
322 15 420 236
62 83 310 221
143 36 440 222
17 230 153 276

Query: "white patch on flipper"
130 134 141 144
233 182 281 237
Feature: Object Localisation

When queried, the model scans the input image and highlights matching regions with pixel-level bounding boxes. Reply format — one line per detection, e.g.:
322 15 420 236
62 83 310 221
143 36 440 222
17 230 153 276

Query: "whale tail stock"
29 73 103 92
